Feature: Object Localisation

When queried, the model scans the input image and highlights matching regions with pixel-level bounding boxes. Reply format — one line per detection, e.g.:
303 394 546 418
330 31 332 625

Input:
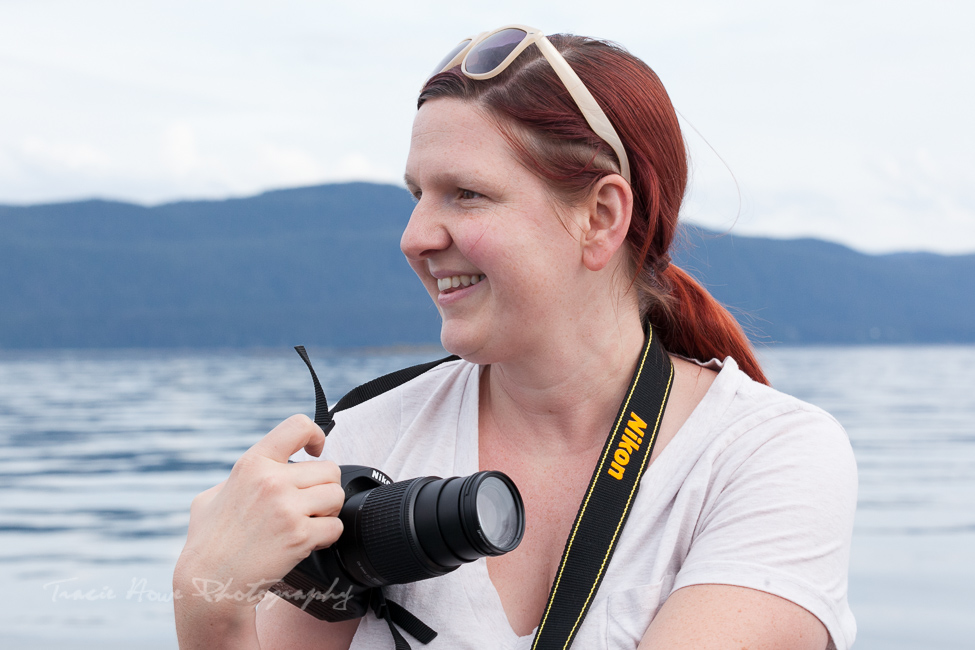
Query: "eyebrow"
403 171 488 192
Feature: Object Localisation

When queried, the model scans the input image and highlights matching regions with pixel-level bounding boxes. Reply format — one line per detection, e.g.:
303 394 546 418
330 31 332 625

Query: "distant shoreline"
3 341 975 360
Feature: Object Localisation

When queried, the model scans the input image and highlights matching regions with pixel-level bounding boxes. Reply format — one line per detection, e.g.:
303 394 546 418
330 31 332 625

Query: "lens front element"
476 476 521 551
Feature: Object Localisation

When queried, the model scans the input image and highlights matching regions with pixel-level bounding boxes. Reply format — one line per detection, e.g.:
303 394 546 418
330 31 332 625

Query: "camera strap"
530 323 673 650
370 588 438 650
294 345 460 437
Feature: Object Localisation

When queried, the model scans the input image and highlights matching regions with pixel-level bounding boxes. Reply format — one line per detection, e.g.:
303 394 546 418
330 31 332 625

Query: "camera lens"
274 466 525 622
336 470 525 588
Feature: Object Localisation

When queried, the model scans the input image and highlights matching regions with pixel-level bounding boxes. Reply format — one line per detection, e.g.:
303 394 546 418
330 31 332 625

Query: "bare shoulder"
669 355 718 403
650 355 718 462
255 593 359 650
641 584 829 650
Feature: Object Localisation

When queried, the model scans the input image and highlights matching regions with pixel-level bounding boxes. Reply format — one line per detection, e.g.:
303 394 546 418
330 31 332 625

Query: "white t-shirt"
293 356 857 650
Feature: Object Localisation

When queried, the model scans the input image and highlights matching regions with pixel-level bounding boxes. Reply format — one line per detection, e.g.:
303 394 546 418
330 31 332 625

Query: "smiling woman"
174 26 857 650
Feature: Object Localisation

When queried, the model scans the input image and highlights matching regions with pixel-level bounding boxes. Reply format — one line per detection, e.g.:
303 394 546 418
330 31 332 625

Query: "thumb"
249 414 325 463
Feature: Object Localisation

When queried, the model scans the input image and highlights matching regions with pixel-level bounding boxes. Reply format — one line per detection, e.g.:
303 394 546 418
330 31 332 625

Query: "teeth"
438 274 483 291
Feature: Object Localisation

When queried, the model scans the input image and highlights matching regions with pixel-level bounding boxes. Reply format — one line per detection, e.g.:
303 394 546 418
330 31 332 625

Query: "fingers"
297 482 346 517
288 458 341 489
307 515 344 551
250 414 324 463
301 426 326 459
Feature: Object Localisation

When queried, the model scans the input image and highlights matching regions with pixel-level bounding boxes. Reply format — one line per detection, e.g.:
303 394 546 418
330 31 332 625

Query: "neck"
480 308 645 459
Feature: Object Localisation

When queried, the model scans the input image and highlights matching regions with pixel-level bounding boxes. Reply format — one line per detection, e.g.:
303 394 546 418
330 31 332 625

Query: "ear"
579 174 633 272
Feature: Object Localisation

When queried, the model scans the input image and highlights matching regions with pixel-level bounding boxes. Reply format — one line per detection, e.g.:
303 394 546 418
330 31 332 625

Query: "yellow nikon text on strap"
607 412 648 480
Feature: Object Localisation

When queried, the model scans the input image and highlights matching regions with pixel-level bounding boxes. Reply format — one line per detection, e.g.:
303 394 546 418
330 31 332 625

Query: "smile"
437 274 484 292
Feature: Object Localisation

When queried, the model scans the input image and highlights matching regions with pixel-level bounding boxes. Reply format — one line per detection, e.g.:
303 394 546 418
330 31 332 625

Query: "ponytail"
645 265 769 385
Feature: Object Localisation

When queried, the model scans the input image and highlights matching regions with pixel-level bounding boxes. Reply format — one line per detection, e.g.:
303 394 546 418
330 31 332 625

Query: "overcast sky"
1 0 973 254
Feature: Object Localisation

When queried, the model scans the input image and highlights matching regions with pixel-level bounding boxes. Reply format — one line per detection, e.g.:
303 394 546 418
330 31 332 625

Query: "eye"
459 189 481 200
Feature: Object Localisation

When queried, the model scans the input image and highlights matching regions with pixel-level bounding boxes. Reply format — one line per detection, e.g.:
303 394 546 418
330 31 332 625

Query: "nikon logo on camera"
371 469 391 485
607 412 648 480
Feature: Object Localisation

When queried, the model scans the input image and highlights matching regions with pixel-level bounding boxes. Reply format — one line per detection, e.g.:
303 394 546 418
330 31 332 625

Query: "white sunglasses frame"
431 25 631 184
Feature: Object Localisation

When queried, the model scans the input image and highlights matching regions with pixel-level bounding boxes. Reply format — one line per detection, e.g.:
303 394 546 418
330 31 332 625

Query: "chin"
440 322 490 364
440 328 475 359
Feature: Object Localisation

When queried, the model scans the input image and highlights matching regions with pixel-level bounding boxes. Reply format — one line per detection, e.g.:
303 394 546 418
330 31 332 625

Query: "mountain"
671 227 975 344
0 183 436 348
1 182 972 349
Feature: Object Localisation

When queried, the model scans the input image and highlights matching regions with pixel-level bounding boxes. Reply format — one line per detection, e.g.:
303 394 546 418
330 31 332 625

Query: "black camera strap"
530 324 673 650
294 345 460 438
370 588 438 650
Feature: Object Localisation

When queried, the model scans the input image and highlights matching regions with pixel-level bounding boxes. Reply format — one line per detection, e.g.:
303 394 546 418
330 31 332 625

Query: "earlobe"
580 175 633 272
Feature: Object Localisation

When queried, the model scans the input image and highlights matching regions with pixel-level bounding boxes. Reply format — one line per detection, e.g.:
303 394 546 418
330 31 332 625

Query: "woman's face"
401 98 591 364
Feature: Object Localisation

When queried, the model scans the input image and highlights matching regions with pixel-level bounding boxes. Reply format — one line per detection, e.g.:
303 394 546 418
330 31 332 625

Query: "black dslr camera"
270 463 525 622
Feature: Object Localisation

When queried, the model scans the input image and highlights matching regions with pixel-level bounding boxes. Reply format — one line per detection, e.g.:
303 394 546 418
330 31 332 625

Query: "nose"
400 197 452 261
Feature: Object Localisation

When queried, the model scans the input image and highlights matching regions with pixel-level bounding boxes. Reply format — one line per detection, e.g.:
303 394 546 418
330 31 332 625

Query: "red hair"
419 35 768 385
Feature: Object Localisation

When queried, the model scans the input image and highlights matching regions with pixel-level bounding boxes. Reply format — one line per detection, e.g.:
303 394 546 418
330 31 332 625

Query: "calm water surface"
0 345 972 649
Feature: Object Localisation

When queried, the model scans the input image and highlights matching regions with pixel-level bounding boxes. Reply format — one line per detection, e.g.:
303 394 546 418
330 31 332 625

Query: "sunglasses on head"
428 25 631 184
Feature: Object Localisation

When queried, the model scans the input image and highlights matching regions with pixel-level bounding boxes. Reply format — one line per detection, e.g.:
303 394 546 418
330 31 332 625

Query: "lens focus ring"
358 479 446 585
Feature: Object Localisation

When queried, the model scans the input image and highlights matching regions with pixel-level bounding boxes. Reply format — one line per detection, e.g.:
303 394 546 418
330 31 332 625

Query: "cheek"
455 219 492 261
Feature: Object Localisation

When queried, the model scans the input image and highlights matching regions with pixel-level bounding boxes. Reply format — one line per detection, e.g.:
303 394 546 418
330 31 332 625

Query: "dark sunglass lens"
430 39 472 78
465 28 527 75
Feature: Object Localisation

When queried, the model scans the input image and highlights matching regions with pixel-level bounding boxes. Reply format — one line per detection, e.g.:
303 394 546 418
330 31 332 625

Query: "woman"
175 27 857 650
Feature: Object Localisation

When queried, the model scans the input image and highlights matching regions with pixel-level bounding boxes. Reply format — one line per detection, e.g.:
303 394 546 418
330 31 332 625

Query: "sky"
1 0 973 254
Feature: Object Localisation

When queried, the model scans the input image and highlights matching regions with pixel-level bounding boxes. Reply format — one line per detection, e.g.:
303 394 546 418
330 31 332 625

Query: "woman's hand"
174 414 346 649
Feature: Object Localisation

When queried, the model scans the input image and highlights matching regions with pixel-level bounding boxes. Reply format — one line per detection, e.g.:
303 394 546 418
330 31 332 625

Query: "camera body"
270 464 524 622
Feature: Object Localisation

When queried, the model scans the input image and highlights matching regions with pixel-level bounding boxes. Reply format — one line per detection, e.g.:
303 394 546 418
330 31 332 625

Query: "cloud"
263 146 324 177
0 0 973 252
161 123 203 177
20 138 113 172
329 153 401 185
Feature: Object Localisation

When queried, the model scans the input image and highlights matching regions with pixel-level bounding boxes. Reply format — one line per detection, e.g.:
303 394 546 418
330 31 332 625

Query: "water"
0 346 972 649
758 347 975 650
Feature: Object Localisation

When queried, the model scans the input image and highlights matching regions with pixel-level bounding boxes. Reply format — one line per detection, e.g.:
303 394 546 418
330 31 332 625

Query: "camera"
270 464 525 621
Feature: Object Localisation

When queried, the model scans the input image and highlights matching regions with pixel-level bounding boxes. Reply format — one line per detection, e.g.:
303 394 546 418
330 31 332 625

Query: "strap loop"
293 345 335 436
370 588 439 649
